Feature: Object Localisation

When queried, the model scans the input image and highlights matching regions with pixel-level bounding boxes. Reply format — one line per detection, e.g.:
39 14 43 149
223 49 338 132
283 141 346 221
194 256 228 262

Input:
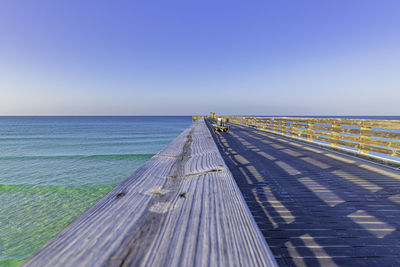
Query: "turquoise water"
0 116 191 266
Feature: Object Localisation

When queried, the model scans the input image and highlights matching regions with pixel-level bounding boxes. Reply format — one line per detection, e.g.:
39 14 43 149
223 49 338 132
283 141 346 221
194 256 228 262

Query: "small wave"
0 154 154 161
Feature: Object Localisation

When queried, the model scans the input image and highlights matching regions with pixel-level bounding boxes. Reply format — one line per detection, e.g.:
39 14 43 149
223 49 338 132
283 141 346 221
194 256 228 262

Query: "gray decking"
211 123 400 267
23 119 277 267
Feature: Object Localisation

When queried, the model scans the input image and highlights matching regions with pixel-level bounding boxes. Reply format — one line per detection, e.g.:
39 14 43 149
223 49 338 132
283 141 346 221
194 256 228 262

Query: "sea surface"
0 116 191 266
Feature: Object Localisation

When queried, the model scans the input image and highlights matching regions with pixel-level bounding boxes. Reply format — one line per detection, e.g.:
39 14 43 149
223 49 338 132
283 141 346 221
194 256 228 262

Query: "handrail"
219 116 400 164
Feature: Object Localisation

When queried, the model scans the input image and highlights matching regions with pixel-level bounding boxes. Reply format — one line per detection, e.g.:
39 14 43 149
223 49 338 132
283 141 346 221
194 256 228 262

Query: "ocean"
0 116 191 266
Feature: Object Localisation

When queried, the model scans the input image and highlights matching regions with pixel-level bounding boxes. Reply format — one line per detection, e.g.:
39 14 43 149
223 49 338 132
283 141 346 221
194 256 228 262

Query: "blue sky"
0 0 399 115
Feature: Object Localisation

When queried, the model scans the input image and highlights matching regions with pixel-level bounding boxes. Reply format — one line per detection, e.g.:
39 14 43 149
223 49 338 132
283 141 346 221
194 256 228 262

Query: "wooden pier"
22 118 277 267
210 116 400 266
23 115 400 266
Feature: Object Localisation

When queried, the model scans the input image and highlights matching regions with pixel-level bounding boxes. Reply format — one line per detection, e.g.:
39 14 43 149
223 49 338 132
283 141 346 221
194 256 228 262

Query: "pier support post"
307 122 314 142
331 123 340 148
359 125 371 155
293 121 299 139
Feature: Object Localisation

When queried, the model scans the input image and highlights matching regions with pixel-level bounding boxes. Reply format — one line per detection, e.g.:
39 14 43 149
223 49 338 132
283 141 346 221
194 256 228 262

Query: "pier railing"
218 116 400 164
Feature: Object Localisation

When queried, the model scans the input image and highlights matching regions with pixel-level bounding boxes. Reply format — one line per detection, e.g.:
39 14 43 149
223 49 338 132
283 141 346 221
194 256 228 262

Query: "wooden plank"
365 138 400 150
339 127 361 134
365 130 400 140
22 118 277 267
308 131 400 150
313 135 360 149
313 125 334 132
364 145 400 157
313 132 360 143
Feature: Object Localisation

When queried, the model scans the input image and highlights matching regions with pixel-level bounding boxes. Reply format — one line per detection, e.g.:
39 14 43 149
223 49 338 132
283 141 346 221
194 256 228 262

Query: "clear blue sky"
1 0 399 115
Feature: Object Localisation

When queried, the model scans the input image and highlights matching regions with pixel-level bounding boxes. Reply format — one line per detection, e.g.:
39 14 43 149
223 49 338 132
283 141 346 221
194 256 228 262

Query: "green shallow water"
0 184 113 266
0 116 191 266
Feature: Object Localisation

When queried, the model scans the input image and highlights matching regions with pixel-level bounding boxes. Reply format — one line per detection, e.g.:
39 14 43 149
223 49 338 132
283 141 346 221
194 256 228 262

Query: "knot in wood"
116 193 126 198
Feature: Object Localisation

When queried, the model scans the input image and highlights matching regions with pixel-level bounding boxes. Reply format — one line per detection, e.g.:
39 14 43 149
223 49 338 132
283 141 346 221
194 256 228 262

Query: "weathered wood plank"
22 118 276 267
364 144 400 157
365 138 400 150
366 130 400 140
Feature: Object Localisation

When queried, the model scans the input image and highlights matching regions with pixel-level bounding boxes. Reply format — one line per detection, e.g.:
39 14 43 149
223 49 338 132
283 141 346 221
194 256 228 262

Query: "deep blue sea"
0 116 191 266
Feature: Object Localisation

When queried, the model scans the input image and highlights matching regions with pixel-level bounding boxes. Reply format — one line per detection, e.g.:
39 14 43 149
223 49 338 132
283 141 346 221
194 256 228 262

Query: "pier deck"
211 123 400 266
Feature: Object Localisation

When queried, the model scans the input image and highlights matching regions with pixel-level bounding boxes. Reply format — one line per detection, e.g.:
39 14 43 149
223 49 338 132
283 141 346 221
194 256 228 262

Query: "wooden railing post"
266 120 271 132
285 121 289 136
331 123 340 148
293 121 299 139
261 120 266 131
307 122 314 142
359 124 371 155
282 120 287 136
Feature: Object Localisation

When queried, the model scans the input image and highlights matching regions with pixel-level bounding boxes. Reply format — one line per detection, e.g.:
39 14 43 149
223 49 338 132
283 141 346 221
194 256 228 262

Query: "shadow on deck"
211 124 400 267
